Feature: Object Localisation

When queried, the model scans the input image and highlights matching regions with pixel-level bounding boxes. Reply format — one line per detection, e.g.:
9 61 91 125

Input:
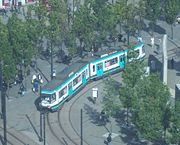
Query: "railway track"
46 72 121 145
0 126 39 145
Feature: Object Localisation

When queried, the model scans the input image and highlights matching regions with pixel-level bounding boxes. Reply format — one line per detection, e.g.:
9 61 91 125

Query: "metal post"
39 112 43 142
0 61 3 118
2 88 7 145
80 109 83 145
162 34 168 85
43 112 46 145
1 61 7 145
50 41 53 80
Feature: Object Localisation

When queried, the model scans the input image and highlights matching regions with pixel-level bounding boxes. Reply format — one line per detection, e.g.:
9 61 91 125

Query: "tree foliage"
119 59 145 124
169 101 180 144
144 0 161 36
164 0 180 39
133 74 170 141
0 19 16 82
102 77 121 116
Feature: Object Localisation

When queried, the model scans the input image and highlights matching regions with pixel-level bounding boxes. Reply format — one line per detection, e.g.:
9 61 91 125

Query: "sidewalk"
0 56 67 144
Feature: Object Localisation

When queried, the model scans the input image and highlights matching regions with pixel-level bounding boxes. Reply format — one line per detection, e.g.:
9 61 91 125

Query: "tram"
40 41 145 112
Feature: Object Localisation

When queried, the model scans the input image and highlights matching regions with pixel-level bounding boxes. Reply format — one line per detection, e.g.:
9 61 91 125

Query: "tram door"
96 63 103 77
82 71 86 85
119 55 125 68
68 82 73 96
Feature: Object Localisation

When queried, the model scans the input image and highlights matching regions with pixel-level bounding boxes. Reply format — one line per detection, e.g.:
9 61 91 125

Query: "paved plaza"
0 11 180 145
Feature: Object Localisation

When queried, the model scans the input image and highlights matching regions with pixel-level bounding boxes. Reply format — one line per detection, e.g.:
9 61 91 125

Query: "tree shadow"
172 60 180 72
113 110 148 145
148 22 166 35
87 96 95 104
148 55 163 79
83 103 109 126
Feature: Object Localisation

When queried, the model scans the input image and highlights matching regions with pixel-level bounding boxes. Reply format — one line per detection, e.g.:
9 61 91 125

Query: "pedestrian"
33 79 39 93
100 110 105 122
137 36 143 43
52 69 56 78
19 83 25 96
107 133 112 145
151 37 154 49
171 57 174 69
38 73 43 84
32 74 37 84
92 88 98 104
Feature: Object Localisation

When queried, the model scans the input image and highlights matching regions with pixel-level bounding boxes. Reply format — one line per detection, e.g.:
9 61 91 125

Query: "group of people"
31 73 43 93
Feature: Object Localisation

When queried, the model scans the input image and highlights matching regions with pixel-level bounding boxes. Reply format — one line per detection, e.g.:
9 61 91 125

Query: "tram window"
82 71 86 78
93 65 95 72
68 82 72 89
142 46 145 53
41 94 51 103
97 63 103 70
73 75 81 86
59 86 67 97
105 57 118 68
51 94 56 103
120 56 124 62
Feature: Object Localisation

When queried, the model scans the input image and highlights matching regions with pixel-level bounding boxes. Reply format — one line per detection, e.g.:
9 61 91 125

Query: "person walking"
107 133 112 145
171 57 174 69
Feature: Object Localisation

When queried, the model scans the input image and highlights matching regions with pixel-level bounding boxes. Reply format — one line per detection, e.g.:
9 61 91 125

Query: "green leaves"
133 74 170 141
164 0 180 25
102 77 121 116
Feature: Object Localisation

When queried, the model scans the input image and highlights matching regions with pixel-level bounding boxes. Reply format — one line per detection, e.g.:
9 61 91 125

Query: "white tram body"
40 42 145 112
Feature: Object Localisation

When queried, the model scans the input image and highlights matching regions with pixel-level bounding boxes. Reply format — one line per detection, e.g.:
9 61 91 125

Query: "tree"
164 0 180 39
0 19 16 86
89 0 117 48
144 0 161 36
119 58 145 125
169 101 180 144
102 77 121 116
122 3 138 45
133 74 170 142
72 3 97 55
136 0 146 36
114 0 127 34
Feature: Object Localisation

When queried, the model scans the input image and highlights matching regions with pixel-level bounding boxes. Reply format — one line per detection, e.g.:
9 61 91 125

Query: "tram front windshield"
41 94 56 104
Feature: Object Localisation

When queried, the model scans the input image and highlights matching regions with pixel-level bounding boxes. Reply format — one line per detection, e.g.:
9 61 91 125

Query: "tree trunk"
50 41 53 80
126 107 129 126
127 30 130 46
119 23 122 34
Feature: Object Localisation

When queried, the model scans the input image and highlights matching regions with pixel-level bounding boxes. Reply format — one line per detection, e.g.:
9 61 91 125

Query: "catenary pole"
1 61 7 145
80 109 83 145
162 34 168 84
43 112 46 145
0 60 3 118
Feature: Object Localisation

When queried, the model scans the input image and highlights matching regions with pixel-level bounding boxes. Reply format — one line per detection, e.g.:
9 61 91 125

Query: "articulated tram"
40 41 145 112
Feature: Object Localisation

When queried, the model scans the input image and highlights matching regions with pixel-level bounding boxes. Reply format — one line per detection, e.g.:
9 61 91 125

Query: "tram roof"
42 60 89 92
41 41 143 93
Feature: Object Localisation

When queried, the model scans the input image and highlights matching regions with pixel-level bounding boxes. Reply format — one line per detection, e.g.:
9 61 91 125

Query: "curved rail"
47 113 66 145
47 73 120 145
